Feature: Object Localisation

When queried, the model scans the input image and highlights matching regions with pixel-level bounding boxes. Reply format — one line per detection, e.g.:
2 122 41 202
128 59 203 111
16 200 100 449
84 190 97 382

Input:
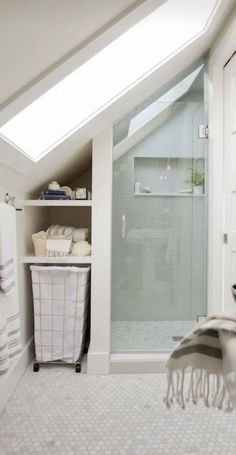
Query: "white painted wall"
71 167 92 193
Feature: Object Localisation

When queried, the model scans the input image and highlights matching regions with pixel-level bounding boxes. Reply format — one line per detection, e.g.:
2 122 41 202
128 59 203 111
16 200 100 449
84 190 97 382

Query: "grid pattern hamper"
30 265 90 372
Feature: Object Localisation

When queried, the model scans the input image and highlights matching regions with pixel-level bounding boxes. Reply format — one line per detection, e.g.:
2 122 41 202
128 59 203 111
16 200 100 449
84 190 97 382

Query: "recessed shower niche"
133 157 205 196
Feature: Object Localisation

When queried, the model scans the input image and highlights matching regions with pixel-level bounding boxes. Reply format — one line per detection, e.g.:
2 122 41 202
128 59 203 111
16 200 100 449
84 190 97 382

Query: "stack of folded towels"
32 225 92 257
40 190 71 200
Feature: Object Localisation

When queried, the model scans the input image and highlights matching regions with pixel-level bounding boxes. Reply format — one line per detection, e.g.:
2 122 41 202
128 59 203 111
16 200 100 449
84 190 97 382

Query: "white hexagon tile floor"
1 364 236 455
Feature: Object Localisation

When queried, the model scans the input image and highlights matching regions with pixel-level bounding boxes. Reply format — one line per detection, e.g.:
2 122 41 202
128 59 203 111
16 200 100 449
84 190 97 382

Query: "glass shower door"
111 97 208 353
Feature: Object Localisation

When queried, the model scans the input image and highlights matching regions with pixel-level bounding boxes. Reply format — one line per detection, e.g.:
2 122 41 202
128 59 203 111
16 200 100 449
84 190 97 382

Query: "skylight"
0 0 218 162
128 65 204 135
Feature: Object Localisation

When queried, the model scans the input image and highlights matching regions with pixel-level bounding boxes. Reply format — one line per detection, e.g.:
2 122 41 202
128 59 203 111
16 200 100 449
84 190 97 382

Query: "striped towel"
0 313 22 375
164 313 236 411
0 203 21 375
0 204 16 295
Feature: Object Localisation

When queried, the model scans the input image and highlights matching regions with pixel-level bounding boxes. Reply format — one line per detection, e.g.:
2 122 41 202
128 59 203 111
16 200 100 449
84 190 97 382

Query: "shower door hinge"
223 233 228 245
198 125 209 139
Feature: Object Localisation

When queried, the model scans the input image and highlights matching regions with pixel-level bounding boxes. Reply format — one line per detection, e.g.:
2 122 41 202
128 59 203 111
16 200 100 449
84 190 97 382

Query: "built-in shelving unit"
17 196 92 265
22 256 92 264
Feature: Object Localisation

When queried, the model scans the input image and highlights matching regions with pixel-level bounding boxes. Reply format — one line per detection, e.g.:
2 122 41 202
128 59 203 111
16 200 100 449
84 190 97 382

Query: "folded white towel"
0 203 16 295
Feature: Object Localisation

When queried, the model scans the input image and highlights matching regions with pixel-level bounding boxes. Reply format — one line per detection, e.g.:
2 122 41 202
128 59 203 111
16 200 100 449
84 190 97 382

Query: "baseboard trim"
0 336 34 415
87 351 110 374
110 353 168 374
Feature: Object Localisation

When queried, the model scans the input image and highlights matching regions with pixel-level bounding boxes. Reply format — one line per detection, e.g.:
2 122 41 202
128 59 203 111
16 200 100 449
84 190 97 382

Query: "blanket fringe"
164 368 234 411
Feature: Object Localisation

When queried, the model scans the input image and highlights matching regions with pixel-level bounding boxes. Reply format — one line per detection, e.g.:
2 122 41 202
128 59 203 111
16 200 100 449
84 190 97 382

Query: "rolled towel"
47 225 72 238
73 228 89 242
47 225 88 242
63 227 74 239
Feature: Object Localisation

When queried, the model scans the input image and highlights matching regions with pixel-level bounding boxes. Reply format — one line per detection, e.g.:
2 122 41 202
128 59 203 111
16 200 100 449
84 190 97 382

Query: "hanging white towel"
0 203 21 375
0 203 16 295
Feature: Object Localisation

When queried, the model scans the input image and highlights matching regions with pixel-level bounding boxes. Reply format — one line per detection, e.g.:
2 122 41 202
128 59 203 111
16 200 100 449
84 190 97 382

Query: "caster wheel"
33 363 40 372
75 364 81 373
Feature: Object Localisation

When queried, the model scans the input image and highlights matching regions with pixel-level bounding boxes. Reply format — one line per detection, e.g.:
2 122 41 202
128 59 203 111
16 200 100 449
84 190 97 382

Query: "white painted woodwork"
87 127 113 374
16 199 92 207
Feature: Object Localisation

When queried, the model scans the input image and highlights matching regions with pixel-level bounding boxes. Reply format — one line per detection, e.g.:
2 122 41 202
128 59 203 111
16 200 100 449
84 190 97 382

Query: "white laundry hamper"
30 265 90 372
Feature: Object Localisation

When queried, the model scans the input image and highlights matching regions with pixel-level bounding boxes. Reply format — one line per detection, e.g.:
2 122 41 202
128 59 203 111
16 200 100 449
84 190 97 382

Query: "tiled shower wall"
112 102 207 322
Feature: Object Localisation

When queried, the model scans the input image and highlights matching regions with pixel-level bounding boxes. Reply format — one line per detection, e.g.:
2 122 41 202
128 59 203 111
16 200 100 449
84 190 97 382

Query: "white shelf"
22 256 92 264
134 193 205 197
16 199 92 208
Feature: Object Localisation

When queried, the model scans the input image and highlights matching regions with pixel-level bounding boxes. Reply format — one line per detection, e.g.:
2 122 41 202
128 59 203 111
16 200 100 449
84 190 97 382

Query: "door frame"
208 11 236 314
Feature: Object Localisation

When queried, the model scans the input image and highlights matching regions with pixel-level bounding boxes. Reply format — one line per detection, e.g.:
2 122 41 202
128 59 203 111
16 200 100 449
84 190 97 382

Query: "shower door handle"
122 214 126 240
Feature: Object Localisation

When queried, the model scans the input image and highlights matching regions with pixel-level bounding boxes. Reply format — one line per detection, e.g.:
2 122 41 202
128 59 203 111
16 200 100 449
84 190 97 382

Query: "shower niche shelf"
133 156 205 197
134 193 205 197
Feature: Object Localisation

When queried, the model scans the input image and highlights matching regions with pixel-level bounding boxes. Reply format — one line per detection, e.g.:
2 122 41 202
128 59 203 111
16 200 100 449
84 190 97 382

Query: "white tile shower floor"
1 364 236 454
111 320 196 352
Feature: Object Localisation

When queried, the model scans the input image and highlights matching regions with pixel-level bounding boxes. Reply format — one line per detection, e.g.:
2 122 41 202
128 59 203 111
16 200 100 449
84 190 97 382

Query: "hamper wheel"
33 362 40 372
75 364 81 373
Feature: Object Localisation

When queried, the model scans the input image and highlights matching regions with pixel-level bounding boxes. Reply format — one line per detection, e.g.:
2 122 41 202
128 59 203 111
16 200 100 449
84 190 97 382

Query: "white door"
223 53 236 312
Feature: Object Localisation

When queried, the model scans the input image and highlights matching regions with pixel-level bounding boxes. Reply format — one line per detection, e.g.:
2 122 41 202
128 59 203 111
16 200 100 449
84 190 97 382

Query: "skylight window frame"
0 0 220 163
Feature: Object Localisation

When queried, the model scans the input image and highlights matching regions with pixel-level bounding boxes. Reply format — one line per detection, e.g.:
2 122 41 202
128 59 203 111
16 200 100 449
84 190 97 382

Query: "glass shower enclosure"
111 64 208 353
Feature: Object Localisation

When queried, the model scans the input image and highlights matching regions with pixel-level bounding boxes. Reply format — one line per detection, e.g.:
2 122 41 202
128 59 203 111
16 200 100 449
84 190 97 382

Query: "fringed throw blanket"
164 314 236 411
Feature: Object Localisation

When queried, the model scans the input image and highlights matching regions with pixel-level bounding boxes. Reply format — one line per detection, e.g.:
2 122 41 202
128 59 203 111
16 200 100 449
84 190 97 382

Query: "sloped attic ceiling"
0 0 145 106
0 0 235 194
